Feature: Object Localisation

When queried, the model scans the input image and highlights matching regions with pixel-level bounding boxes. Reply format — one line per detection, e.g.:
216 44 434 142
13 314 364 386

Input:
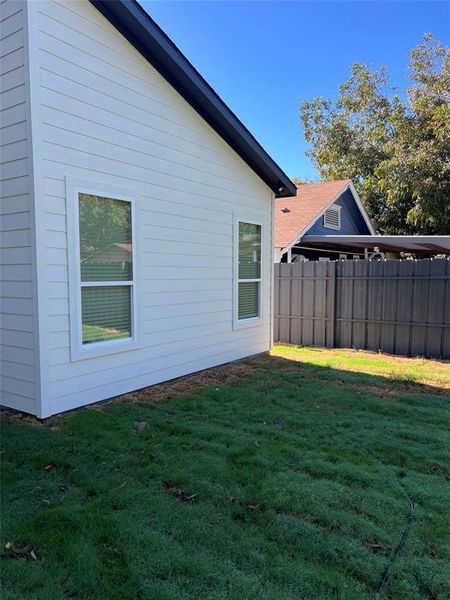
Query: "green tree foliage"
78 194 131 259
301 34 450 234
291 176 319 186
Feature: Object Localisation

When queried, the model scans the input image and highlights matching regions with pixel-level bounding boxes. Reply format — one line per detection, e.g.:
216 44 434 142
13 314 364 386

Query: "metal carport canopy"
298 235 450 254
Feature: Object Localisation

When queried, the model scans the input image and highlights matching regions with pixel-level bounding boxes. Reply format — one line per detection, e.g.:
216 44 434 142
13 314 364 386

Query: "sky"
143 1 449 180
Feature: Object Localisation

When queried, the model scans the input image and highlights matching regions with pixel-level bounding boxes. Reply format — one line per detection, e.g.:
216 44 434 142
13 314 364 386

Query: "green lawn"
82 323 130 344
1 347 449 599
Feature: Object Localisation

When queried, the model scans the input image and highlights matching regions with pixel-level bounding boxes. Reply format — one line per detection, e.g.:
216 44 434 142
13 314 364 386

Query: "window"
324 205 341 230
234 218 262 327
67 178 139 360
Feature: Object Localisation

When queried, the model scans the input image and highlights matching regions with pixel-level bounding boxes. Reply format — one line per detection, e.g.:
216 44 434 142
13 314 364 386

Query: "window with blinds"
323 205 341 229
78 193 134 345
238 221 261 320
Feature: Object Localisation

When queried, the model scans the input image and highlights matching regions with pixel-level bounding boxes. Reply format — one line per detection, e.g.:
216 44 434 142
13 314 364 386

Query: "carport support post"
287 248 292 263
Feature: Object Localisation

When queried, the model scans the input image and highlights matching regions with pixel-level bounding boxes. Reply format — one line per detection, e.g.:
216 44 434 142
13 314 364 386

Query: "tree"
291 176 319 186
300 34 450 234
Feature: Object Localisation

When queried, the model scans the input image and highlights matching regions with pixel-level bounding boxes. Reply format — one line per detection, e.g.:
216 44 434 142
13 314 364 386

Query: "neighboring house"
274 180 376 262
0 0 295 417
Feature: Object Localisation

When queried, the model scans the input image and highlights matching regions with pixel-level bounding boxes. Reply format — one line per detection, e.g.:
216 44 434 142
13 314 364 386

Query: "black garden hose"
375 477 416 599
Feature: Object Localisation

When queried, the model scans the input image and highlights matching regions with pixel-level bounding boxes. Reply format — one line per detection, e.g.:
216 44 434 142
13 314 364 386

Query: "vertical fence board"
443 260 450 358
352 260 367 349
273 263 280 342
410 260 430 356
366 260 384 351
291 263 303 345
273 258 449 359
314 261 327 347
339 261 354 348
301 261 314 345
394 259 414 356
333 261 341 347
380 260 399 354
427 259 447 357
278 263 291 342
327 261 336 348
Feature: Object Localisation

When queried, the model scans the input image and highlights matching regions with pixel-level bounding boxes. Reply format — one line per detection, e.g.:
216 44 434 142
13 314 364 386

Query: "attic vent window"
324 205 341 230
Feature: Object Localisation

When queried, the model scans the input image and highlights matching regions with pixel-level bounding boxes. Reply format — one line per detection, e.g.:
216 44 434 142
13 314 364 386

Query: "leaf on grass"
241 502 261 511
163 482 198 503
134 421 148 434
3 544 38 560
306 515 321 524
366 540 387 552
103 544 123 556
12 545 31 556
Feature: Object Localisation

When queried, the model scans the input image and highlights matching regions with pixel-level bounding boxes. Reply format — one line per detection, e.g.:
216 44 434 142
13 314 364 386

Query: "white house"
0 0 295 418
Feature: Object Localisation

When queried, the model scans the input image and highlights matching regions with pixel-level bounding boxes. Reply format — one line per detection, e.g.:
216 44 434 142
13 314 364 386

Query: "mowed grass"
82 324 130 343
272 345 450 387
1 347 449 600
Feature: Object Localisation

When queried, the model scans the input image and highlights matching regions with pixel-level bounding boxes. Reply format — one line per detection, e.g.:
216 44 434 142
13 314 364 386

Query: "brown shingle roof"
274 180 351 249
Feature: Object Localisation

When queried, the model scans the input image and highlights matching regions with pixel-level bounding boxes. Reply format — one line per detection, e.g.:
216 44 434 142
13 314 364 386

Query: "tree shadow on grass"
258 352 449 399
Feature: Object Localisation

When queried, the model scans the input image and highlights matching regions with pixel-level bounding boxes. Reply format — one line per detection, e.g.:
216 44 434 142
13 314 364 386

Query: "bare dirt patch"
113 356 261 405
0 356 262 427
0 411 45 427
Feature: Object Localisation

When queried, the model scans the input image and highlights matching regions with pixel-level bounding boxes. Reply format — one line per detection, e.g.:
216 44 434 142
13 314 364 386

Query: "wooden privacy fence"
274 258 450 359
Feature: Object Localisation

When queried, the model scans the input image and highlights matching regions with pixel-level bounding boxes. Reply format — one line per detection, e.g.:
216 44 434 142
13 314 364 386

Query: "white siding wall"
34 0 273 417
0 1 37 414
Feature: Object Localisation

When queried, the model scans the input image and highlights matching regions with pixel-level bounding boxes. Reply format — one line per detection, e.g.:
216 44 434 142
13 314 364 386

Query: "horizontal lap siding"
0 0 37 413
38 0 272 416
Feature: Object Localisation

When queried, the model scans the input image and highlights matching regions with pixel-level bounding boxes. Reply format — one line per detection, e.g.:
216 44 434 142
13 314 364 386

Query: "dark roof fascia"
89 0 296 198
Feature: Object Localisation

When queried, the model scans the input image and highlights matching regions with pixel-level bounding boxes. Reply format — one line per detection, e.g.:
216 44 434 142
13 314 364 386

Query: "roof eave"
89 0 296 198
300 235 450 254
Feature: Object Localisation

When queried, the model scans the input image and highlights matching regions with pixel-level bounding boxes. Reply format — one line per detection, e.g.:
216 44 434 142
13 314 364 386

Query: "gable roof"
275 180 352 248
89 0 296 198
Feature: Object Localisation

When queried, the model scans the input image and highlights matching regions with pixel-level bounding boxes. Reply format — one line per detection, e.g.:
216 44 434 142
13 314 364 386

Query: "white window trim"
323 204 342 230
66 177 141 361
233 213 264 330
